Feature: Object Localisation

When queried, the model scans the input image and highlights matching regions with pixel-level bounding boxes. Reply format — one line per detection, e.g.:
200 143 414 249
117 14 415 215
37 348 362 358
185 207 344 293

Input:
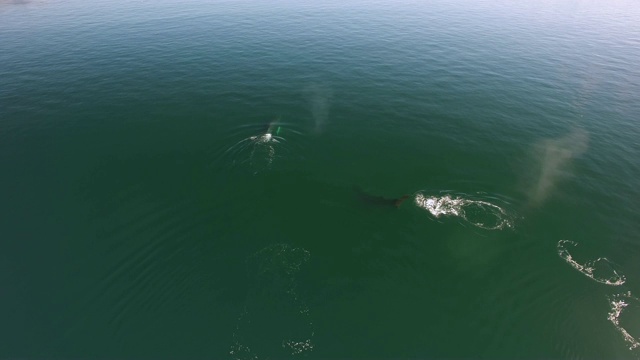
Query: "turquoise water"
1 0 640 358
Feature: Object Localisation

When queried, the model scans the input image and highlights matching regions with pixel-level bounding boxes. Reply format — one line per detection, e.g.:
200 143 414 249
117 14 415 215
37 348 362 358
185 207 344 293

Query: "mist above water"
304 84 332 134
527 128 589 207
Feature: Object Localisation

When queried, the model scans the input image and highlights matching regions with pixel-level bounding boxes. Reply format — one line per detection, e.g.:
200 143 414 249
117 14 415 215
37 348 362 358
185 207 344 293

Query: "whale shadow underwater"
353 186 410 208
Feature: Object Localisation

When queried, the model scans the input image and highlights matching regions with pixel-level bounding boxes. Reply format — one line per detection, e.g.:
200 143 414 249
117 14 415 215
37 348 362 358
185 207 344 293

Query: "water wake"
414 192 515 230
557 240 625 286
608 292 640 350
220 121 292 174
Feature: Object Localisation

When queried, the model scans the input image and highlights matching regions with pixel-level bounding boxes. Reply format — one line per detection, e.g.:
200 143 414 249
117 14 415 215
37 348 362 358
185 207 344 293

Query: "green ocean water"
1 0 640 358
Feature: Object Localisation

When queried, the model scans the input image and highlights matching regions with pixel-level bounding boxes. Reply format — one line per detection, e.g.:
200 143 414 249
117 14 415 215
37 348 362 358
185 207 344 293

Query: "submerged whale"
251 120 280 143
354 187 409 208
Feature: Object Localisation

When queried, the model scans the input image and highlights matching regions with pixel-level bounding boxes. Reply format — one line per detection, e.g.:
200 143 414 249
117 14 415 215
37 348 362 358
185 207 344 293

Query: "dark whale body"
354 187 409 208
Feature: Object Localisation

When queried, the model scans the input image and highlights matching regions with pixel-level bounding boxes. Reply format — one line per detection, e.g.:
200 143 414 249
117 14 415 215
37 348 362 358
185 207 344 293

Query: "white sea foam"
414 193 514 230
557 240 625 286
608 292 640 350
282 338 314 355
250 132 277 144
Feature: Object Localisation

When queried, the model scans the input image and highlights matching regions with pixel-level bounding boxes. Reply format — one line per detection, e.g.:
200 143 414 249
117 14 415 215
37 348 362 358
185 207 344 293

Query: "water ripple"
230 244 314 359
210 119 305 174
608 292 640 350
557 240 626 286
414 191 517 230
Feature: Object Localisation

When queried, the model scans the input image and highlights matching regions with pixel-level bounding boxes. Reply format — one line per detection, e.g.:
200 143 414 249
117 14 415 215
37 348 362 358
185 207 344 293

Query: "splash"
557 240 625 286
528 128 589 206
608 292 640 350
230 244 314 359
224 125 283 174
414 192 514 230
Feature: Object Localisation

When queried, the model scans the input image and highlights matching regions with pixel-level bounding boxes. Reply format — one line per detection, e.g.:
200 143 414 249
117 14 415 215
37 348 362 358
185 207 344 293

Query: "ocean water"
1 0 640 358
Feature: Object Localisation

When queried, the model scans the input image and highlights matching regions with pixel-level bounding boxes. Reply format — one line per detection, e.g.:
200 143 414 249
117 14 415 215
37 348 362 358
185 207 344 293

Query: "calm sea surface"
2 0 640 358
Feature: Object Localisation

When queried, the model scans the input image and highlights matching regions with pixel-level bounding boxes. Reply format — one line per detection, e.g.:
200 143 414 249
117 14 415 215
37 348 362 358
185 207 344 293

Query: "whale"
250 120 281 143
354 187 409 208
